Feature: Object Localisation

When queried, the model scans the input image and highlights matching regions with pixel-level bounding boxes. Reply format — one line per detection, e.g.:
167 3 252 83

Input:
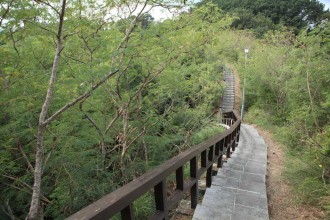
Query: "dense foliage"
0 1 235 219
203 0 328 36
1 0 329 219
201 0 330 213
242 22 330 215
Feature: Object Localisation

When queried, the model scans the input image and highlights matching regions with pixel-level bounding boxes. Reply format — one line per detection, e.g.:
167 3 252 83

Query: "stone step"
192 124 269 220
222 102 234 104
222 108 234 111
222 106 234 108
222 161 267 175
222 99 234 102
223 96 234 99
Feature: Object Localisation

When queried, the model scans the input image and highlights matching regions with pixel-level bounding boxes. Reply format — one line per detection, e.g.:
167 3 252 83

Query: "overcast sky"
320 0 330 9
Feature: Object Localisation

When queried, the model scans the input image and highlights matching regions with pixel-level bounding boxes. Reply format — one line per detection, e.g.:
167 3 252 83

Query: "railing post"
231 131 236 152
190 157 198 209
236 123 241 144
215 141 220 157
217 140 224 168
121 204 134 220
226 135 231 158
154 181 168 220
201 150 207 168
67 110 241 220
206 145 214 187
176 167 184 191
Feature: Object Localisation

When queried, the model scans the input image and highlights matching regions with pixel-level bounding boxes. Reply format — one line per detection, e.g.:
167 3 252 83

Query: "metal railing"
67 110 241 220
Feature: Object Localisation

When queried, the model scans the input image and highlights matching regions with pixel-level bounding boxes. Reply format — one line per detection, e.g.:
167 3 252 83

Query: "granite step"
192 124 269 220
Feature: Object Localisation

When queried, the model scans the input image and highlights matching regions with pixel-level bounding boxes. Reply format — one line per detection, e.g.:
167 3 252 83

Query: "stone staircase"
192 124 269 220
192 66 269 220
221 69 235 113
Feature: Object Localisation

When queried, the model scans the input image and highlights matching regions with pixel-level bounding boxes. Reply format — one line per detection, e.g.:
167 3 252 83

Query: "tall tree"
206 0 326 33
0 1 235 218
27 0 67 218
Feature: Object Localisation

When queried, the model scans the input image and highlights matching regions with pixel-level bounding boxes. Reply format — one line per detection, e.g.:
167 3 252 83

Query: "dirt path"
252 125 326 220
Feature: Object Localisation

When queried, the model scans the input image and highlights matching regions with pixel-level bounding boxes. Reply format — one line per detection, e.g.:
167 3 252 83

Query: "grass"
245 106 330 217
191 122 225 145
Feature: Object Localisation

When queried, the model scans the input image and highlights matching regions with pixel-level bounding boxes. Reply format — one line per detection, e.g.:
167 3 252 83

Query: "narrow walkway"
221 68 234 113
193 67 269 219
193 124 269 220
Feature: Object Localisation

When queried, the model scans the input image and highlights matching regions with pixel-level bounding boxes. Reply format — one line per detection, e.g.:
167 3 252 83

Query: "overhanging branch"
42 69 119 126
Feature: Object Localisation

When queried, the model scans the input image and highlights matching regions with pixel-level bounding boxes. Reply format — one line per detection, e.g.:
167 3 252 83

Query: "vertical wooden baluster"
231 131 235 152
232 130 236 152
121 204 133 220
226 136 231 158
154 181 168 220
201 150 207 168
215 142 220 157
237 123 241 144
217 140 224 168
176 167 184 191
235 126 239 148
206 145 214 187
190 157 198 209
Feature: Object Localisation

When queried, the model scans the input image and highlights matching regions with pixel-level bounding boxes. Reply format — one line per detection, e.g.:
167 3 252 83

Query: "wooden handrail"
67 110 241 220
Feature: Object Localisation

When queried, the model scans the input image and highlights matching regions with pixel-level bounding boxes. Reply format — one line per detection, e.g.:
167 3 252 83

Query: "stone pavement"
192 124 269 220
221 69 235 113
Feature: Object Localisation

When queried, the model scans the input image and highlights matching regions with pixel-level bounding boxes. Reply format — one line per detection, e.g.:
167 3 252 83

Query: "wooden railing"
67 110 241 220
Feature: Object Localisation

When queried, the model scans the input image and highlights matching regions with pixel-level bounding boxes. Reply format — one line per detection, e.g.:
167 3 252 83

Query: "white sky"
320 0 330 9
149 6 181 21
104 1 194 21
149 6 191 21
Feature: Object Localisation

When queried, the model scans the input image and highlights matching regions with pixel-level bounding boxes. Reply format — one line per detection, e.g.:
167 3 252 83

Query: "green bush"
191 123 225 145
284 150 330 212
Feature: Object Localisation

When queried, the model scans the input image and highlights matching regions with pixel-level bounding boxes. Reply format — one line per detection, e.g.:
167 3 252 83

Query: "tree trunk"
27 1 66 219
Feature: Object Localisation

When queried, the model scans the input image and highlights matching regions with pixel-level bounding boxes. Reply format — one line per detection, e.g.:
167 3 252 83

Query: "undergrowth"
191 121 225 145
245 106 330 217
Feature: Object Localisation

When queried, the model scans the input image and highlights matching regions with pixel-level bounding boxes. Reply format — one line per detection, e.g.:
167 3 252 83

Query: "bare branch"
30 46 49 70
127 127 146 148
62 54 86 64
42 151 53 175
63 31 80 40
116 0 149 51
9 28 20 57
42 69 119 126
3 199 16 220
1 174 51 204
79 100 104 138
22 19 57 35
34 0 60 15
0 0 13 27
17 142 34 173
28 0 67 218
104 108 123 134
